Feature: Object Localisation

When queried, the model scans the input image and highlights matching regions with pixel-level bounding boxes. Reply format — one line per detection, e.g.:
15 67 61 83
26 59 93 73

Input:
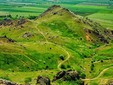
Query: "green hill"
0 5 113 85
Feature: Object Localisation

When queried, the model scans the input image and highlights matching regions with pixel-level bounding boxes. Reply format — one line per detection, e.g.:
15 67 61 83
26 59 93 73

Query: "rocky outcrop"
0 35 15 43
17 19 27 26
107 80 113 85
0 79 18 85
63 70 80 81
0 18 13 26
84 28 109 44
52 71 66 82
22 32 33 38
52 70 79 82
36 76 51 85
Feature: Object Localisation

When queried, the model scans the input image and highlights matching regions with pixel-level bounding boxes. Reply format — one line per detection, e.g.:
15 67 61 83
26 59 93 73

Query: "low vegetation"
0 0 113 85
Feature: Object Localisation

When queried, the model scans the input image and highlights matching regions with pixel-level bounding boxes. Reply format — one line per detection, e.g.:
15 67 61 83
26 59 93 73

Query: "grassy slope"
34 5 113 85
0 5 94 84
82 44 113 85
0 4 113 85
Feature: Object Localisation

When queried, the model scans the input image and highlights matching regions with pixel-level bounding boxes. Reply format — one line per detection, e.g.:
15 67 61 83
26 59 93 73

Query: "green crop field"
87 13 113 29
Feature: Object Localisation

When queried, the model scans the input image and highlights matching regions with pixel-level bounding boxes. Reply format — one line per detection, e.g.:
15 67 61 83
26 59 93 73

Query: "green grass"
1 3 113 19
0 2 113 85
0 3 48 18
60 4 113 16
87 13 113 29
101 67 113 78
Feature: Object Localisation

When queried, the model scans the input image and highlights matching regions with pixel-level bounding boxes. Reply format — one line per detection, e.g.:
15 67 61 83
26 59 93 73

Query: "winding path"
57 46 70 70
82 66 113 81
30 22 113 74
34 22 71 70
45 42 71 70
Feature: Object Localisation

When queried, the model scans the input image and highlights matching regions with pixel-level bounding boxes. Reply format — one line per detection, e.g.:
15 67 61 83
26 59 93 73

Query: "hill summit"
36 5 113 44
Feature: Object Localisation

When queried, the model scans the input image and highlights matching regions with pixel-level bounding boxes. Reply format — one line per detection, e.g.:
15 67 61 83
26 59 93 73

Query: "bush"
67 65 71 68
28 16 37 20
80 73 86 79
61 65 66 69
90 63 94 71
101 60 103 63
59 55 65 60
75 79 84 85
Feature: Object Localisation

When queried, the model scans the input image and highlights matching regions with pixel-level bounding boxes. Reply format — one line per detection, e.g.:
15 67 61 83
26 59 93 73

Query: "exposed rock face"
84 28 109 44
0 35 15 43
107 80 113 85
63 70 80 81
0 18 13 26
52 70 79 82
52 71 66 82
0 79 18 85
36 76 51 85
0 18 27 27
22 32 33 38
17 19 27 26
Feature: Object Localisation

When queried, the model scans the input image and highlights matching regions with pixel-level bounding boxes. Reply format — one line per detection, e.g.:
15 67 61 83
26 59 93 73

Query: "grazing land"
0 0 113 85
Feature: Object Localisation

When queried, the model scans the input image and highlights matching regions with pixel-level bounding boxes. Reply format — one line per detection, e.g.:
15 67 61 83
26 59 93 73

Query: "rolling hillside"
0 5 113 85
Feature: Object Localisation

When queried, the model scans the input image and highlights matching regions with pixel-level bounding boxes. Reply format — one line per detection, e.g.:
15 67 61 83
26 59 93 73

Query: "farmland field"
0 2 113 29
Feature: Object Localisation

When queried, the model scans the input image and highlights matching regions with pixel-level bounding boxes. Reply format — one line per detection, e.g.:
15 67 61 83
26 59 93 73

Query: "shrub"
61 65 66 69
90 63 94 71
59 55 65 60
67 65 71 68
28 16 37 20
101 60 103 63
80 73 86 79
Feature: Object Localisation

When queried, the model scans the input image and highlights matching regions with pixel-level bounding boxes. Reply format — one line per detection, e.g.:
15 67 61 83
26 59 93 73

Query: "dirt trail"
45 42 71 71
82 67 113 81
23 54 38 64
36 26 48 42
35 22 71 70
57 46 70 70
